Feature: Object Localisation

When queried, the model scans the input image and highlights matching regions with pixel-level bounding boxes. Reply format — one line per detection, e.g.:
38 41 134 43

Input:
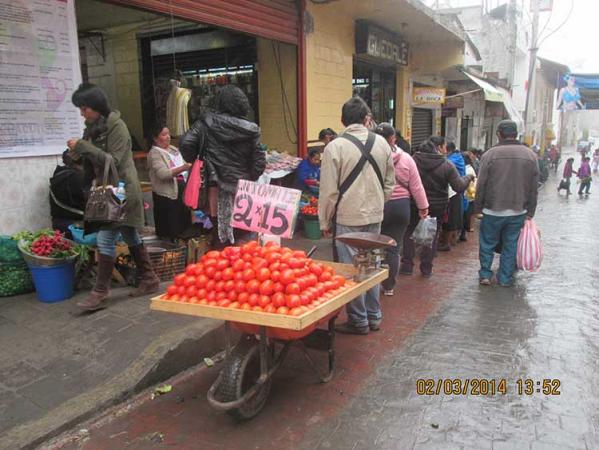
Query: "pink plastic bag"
517 219 542 271
183 160 203 209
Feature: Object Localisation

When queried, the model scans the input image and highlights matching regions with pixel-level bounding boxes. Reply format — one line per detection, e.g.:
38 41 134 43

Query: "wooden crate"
150 262 387 331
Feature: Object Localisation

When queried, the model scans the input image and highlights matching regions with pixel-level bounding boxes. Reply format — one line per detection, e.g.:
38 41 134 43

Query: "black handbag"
84 155 126 223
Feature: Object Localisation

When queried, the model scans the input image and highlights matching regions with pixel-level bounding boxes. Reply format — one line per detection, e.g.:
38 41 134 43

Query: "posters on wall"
0 0 82 158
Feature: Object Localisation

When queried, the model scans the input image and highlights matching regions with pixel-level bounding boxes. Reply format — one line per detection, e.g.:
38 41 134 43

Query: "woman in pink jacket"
375 124 429 296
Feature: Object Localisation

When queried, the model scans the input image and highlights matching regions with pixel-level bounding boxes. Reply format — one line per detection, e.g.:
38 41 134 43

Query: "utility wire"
537 0 574 49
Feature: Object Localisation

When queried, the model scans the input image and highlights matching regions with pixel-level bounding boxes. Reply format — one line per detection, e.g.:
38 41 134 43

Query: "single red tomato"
332 275 346 288
167 285 177 295
246 279 260 294
206 280 216 291
222 268 235 281
197 288 207 299
248 293 260 306
320 271 333 282
174 273 186 286
269 261 281 272
188 296 199 304
292 250 307 259
286 294 301 309
170 294 180 302
204 266 217 279
183 275 196 287
242 268 256 282
259 280 274 296
300 293 311 306
272 292 286 308
185 263 198 275
234 280 247 293
258 295 271 308
241 303 252 311
315 283 325 297
234 271 245 282
252 305 263 312
229 301 240 309
216 259 230 271
213 271 223 281
238 292 250 304
273 282 284 293
203 258 217 268
216 291 227 301
266 253 281 265
205 250 220 259
252 257 268 271
256 268 271 282
232 259 245 272
309 263 324 277
288 258 304 269
179 295 189 303
195 274 209 287
241 253 253 262
215 281 226 292
280 269 296 285
217 299 231 308
296 277 308 290
285 283 300 295
289 307 303 316
227 290 238 302
324 281 336 292
199 298 208 305
186 285 198 298
177 285 186 296
264 304 277 314
208 300 217 306
306 274 318 287
277 306 290 315
224 280 236 292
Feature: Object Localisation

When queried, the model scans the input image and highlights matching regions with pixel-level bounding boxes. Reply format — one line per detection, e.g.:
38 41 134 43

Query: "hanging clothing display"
166 82 191 136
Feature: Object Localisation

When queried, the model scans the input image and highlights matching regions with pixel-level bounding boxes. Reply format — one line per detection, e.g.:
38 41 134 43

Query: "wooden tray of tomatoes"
150 241 387 331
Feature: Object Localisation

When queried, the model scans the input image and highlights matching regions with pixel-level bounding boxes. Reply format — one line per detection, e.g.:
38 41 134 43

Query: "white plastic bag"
410 217 437 248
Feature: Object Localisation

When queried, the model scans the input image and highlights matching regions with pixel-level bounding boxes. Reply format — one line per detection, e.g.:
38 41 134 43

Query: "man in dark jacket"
400 136 473 277
180 86 266 246
474 120 539 287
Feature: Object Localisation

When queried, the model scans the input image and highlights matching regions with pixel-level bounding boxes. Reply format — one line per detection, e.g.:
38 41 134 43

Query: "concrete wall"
257 38 298 155
81 25 144 148
0 156 61 234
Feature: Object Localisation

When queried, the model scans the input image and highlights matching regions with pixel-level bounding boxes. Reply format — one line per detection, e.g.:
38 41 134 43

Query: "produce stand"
150 261 387 420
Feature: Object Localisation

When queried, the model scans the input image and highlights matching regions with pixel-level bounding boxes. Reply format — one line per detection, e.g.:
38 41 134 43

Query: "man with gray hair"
474 120 539 286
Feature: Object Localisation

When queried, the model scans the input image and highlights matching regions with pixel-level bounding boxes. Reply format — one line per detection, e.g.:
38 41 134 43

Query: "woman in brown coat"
67 83 159 311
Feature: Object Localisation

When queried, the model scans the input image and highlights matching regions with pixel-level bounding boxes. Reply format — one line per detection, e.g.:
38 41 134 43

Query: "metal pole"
523 0 540 141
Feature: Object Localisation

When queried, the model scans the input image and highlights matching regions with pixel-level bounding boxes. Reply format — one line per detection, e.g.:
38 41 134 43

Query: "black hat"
497 120 518 137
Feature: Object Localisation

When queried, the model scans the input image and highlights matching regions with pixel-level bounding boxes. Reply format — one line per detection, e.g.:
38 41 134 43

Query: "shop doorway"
352 62 396 125
411 108 433 148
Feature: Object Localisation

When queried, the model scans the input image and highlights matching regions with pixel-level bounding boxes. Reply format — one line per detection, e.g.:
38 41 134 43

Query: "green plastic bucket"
303 216 321 240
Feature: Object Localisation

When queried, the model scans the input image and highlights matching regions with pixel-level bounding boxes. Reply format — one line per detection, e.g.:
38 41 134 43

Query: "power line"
537 0 574 49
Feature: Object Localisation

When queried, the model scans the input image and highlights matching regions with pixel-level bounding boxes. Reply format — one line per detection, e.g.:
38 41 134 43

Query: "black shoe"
335 322 369 335
368 319 381 331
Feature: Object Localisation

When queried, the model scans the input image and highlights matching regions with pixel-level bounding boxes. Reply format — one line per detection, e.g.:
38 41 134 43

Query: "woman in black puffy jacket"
179 86 266 246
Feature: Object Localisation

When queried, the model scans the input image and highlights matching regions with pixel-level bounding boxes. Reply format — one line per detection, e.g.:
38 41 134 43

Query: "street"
52 158 599 450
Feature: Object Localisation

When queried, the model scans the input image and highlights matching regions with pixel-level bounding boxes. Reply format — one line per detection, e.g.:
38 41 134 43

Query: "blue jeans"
335 223 381 328
479 214 526 285
97 226 142 258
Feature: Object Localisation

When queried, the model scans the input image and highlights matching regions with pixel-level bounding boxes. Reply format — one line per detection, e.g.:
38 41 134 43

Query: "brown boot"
77 253 114 311
129 244 160 297
437 230 451 251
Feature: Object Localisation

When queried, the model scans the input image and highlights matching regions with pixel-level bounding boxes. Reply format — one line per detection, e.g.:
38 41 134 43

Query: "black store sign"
356 20 409 66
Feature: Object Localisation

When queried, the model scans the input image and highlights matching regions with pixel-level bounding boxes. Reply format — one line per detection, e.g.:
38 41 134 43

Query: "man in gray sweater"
474 120 539 286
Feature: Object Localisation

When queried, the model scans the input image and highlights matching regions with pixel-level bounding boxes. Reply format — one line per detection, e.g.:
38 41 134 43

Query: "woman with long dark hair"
67 83 159 311
179 85 266 247
399 136 474 277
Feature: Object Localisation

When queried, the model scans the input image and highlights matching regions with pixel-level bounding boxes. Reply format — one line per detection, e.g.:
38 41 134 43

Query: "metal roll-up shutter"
411 108 433 149
109 0 299 45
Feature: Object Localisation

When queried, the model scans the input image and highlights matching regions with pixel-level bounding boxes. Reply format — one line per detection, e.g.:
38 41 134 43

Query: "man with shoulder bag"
318 97 395 335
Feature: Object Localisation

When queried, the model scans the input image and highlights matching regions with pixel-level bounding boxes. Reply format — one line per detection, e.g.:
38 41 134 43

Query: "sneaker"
479 278 492 286
383 289 394 296
335 322 369 335
368 319 382 331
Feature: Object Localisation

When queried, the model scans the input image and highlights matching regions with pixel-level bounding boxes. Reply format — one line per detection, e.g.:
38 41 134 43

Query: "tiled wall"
0 156 60 235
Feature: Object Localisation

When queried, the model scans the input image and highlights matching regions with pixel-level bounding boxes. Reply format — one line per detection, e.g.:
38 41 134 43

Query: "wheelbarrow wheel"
215 336 272 421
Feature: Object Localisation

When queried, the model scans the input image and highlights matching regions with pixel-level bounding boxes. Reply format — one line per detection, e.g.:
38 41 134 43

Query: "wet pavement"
51 152 599 450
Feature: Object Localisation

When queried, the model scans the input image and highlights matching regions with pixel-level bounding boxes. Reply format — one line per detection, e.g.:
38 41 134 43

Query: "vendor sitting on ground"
296 148 321 195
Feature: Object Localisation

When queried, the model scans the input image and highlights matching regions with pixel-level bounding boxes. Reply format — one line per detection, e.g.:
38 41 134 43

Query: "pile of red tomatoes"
162 241 349 316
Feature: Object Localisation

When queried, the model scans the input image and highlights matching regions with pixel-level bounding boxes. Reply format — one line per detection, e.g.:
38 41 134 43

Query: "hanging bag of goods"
517 219 543 272
84 155 126 223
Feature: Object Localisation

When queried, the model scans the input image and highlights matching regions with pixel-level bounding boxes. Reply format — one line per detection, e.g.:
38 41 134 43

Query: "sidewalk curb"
1 320 225 450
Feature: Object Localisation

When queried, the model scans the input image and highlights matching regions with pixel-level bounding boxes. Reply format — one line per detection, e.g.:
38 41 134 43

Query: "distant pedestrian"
475 120 539 287
318 128 337 146
592 149 599 173
460 152 477 242
439 141 466 250
558 157 575 196
375 123 428 296
577 157 592 195
319 97 395 335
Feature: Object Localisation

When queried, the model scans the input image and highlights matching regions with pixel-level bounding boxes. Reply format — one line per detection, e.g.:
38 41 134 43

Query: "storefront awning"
464 72 504 102
463 72 524 132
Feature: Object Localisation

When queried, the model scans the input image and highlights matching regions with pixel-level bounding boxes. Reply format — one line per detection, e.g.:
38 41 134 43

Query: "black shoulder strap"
340 132 384 190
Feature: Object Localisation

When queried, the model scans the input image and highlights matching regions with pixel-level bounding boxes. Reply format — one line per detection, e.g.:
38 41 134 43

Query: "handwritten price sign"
231 180 302 239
